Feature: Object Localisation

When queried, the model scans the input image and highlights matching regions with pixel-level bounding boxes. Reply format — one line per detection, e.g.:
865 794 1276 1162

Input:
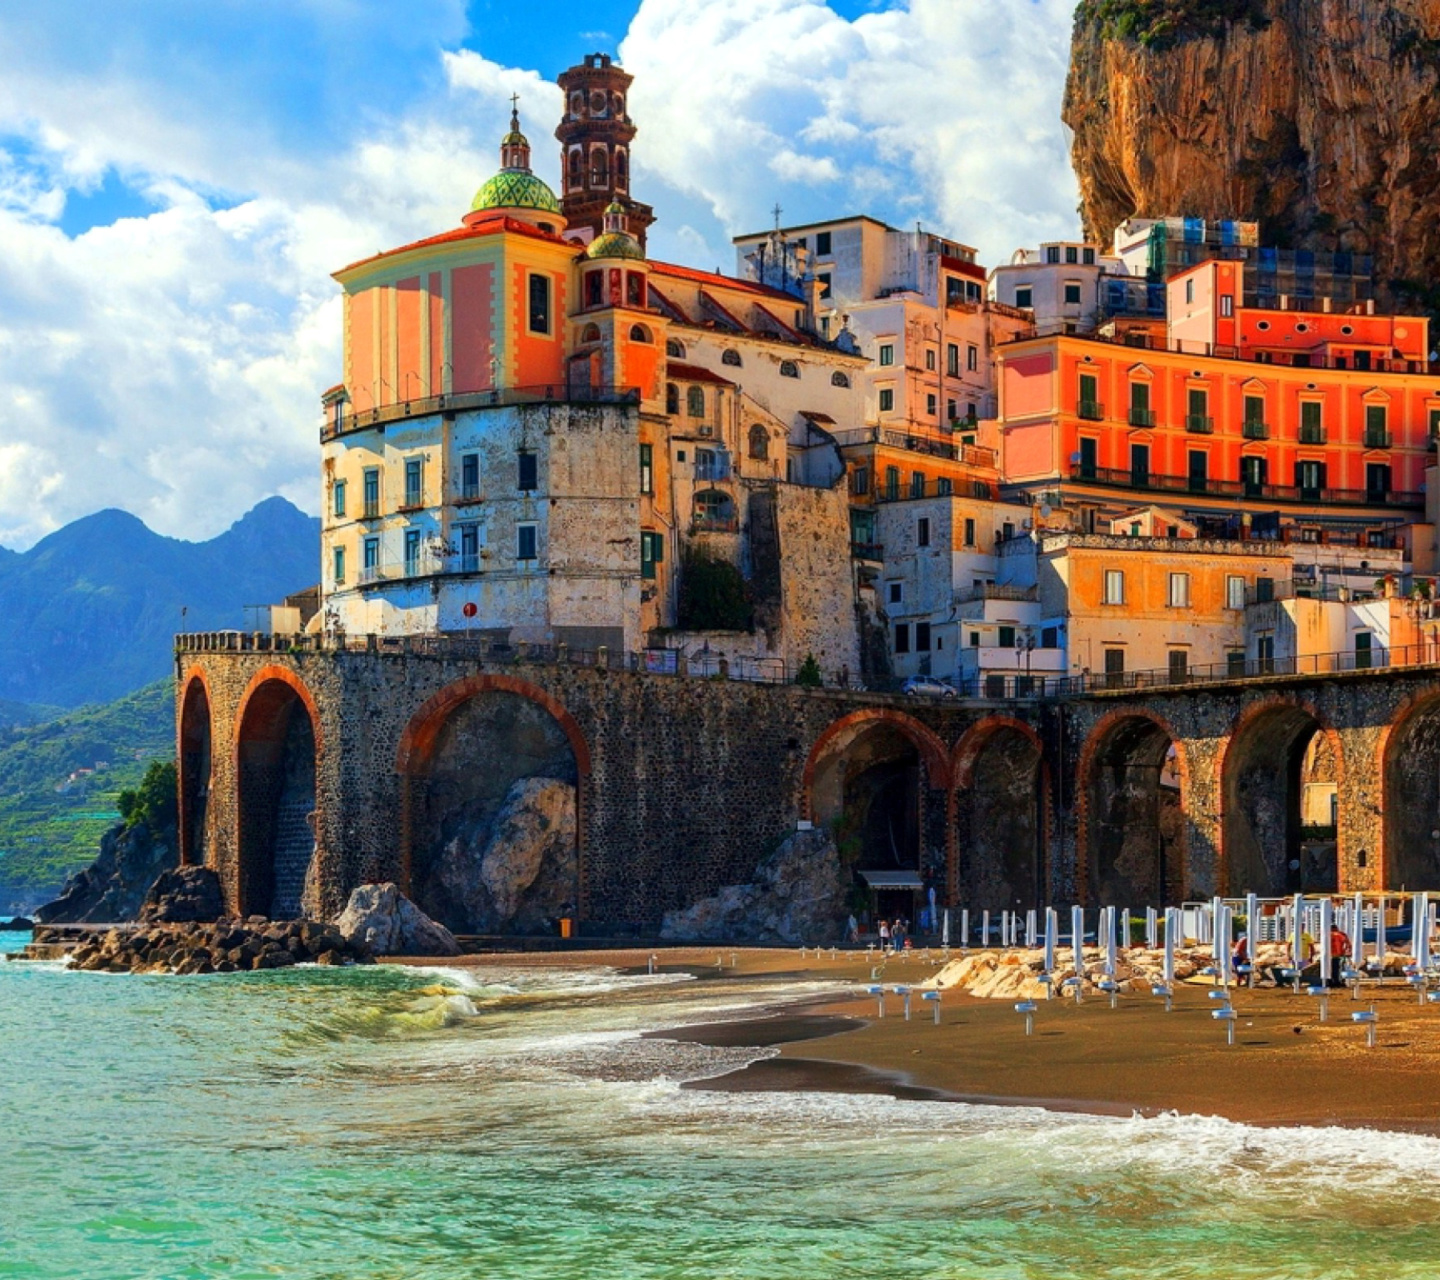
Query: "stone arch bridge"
175 633 1440 931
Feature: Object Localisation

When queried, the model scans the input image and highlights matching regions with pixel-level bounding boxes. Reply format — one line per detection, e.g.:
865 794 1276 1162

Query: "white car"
901 676 958 699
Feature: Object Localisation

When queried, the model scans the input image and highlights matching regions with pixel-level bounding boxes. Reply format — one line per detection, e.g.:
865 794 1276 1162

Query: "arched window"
580 323 601 343
722 349 742 367
666 383 679 414
629 323 651 343
590 147 609 186
831 371 849 387
694 489 735 530
615 149 628 189
780 360 800 379
568 148 583 189
748 423 769 460
666 338 686 358
687 385 705 417
569 92 583 119
613 92 625 116
585 271 604 308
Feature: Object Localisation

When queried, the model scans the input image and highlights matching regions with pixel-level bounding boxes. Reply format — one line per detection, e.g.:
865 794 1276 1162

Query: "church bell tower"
555 53 656 248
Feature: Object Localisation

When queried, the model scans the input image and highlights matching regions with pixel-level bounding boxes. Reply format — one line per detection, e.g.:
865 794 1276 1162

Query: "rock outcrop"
660 828 846 944
139 866 225 924
426 777 577 933
34 817 177 925
1065 0 1440 313
335 882 463 957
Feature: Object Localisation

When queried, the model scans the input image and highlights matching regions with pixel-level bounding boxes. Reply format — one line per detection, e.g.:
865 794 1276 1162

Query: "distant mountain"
0 497 319 707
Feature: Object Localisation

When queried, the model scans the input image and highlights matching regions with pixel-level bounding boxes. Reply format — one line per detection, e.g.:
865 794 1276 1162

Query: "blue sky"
0 0 1079 547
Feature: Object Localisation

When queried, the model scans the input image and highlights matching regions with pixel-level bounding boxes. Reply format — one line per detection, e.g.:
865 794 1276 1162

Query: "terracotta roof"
649 259 799 303
668 361 736 387
335 216 576 278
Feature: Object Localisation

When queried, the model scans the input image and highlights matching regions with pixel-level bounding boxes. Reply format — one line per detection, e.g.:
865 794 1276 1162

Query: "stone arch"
1078 709 1187 906
1219 697 1342 896
178 668 213 868
952 717 1047 911
1379 690 1440 890
234 666 322 919
396 675 590 934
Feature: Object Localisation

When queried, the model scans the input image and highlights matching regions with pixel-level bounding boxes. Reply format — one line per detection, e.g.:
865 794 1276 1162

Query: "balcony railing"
362 500 381 519
455 484 482 504
954 582 1039 605
1128 406 1156 428
875 477 997 503
1185 414 1214 434
1365 428 1392 449
449 553 481 574
831 427 997 469
1243 419 1269 440
1068 463 1423 508
850 542 884 561
323 384 642 440
1077 400 1104 421
1299 424 1326 444
695 461 733 482
692 515 740 533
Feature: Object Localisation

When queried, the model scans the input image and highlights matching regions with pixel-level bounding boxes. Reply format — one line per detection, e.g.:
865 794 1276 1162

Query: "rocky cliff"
1065 0 1440 313
33 816 177 924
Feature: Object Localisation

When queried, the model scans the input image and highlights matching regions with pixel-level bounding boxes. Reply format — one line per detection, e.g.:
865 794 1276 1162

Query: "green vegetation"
677 547 753 632
794 654 823 688
1078 0 1270 48
0 679 174 901
118 760 178 834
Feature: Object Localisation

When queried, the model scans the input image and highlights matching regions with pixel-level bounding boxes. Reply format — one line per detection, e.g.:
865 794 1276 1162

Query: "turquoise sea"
3 929 1440 1280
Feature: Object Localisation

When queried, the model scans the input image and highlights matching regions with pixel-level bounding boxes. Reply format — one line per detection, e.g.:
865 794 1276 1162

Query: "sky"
0 0 1080 549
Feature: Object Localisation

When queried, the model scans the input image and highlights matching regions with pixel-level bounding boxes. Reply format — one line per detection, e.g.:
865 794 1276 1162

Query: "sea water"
2 930 1439 1280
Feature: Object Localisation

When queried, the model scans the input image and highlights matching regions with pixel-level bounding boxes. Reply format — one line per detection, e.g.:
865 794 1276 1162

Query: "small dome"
471 169 562 215
587 231 645 261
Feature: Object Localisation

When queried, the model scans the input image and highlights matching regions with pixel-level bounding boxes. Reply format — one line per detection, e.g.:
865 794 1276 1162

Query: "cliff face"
1065 0 1440 312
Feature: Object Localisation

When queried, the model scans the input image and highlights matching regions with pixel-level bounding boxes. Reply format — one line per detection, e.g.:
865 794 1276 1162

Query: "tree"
118 760 178 834
794 654 823 687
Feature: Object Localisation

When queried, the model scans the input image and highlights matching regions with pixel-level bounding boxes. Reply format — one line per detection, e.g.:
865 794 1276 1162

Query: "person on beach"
847 914 860 945
878 919 891 951
1328 927 1351 987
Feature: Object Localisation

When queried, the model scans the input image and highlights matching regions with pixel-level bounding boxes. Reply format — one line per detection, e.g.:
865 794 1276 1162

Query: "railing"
449 553 481 574
1077 400 1104 421
1068 463 1423 508
830 427 997 469
362 501 381 520
954 582 1038 605
1128 407 1156 428
1299 424 1326 444
875 477 998 503
1185 414 1214 434
1243 419 1269 440
455 485 482 505
694 461 733 482
850 542 884 561
1365 428 1392 449
691 515 740 534
323 384 642 440
1245 580 1381 606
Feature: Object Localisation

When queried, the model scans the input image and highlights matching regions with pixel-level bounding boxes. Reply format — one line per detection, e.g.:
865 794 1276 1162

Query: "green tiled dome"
470 168 561 215
587 231 645 260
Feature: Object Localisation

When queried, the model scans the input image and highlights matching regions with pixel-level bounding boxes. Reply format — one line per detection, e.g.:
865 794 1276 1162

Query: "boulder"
660 829 846 944
334 883 462 957
139 866 225 924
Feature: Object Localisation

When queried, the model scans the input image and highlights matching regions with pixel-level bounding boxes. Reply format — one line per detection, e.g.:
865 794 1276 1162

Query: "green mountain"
0 680 174 914
0 496 319 708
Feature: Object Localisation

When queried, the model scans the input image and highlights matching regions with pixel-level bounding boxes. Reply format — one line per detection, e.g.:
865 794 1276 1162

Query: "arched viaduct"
175 634 1440 929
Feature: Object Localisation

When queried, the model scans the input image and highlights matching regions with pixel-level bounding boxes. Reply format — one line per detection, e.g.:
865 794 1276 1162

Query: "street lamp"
1014 625 1036 695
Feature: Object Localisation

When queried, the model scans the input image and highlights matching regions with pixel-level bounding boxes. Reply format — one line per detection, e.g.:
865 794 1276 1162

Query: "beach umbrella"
1104 906 1118 977
1291 894 1306 972
1377 894 1386 965
1417 893 1431 971
982 910 990 948
1146 906 1158 949
941 908 950 949
1026 909 1037 948
1163 907 1177 986
1072 905 1084 978
1211 896 1225 968
1001 910 1010 947
1318 897 1333 986
928 886 937 934
1043 907 1057 975
1352 892 1364 968
961 908 970 949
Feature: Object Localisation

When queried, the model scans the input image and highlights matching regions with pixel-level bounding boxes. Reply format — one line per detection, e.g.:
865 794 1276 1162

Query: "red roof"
649 259 799 303
667 361 736 387
335 216 578 277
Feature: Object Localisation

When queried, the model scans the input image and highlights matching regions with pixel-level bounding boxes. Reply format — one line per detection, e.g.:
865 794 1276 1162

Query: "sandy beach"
411 946 1440 1134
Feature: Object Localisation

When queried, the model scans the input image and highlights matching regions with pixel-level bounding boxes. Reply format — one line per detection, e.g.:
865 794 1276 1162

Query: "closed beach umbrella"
1352 892 1363 968
1072 905 1084 977
1026 909 1037 948
1044 907 1057 974
1377 894 1386 965
942 908 950 949
1104 906 1118 976
1147 906 1158 949
1245 892 1258 961
1163 907 1177 986
961 908 969 949
929 886 937 934
1318 897 1333 986
982 910 990 948
1416 894 1431 970
1292 894 1306 972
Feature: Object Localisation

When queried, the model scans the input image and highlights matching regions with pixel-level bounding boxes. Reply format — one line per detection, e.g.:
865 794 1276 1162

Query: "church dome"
585 201 644 260
470 169 561 215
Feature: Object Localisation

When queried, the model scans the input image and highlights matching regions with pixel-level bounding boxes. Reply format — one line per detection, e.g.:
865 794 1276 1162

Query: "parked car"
901 676 958 699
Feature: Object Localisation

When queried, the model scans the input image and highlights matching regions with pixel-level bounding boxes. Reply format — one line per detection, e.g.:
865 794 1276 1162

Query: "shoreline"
427 945 1440 1136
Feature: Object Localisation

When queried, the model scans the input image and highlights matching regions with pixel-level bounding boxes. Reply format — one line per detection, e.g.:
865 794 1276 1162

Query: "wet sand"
406 946 1440 1133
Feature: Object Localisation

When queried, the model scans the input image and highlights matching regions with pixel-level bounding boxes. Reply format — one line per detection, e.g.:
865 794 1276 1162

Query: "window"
1220 294 1234 317
518 451 538 491
926 393 937 416
363 467 380 518
852 466 870 496
964 517 976 546
1186 387 1209 432
1243 394 1265 432
946 399 957 421
1227 575 1246 610
879 388 894 413
1255 576 1275 604
1366 463 1391 501
461 453 479 500
915 622 931 652
517 524 537 560
878 343 895 367
748 424 769 460
1241 455 1267 496
1083 247 1096 265
1065 245 1078 264
694 489 734 528
1365 403 1388 445
687 385 705 417
666 384 679 414
831 371 849 387
894 624 910 654
458 523 479 572
333 545 346 584
628 322 649 341
1128 381 1152 427
1227 650 1247 677
1041 626 1059 649
332 480 347 518
1300 400 1324 441
722 349 742 367
816 231 832 256
528 273 551 334
1079 437 1097 479
818 272 832 300
1429 407 1440 438
1185 278 1194 304
1015 286 1032 309
1188 450 1208 493
998 625 1016 649
1045 246 1060 264
1168 650 1189 682
1256 632 1275 674
1355 631 1373 669
947 343 959 376
1078 372 1100 419
925 348 936 371
885 466 899 500
666 338 685 358
640 443 653 494
1104 648 1125 688
910 471 925 498
967 344 978 372
969 632 980 647
363 536 379 572
626 271 644 306
1168 572 1190 608
585 272 603 307
888 582 902 604
404 528 422 576
1103 569 1125 604
936 477 952 496
1064 282 1082 305
917 517 930 547
779 360 799 379
404 458 422 508
1130 442 1150 486
1296 460 1325 500
640 530 664 579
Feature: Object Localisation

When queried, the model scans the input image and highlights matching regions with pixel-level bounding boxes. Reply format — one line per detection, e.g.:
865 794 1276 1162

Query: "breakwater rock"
335 883 462 957
34 918 374 974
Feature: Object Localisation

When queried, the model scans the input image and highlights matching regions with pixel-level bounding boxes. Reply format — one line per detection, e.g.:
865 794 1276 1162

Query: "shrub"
794 654 823 688
118 760 178 834
677 547 753 631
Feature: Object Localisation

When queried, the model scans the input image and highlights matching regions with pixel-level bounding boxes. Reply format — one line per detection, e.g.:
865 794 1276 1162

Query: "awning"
858 870 925 890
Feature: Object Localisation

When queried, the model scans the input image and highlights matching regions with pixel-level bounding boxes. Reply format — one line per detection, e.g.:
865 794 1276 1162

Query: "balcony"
830 427 997 469
1299 424 1326 445
953 582 1039 605
455 484 482 505
1128 406 1156 428
322 383 642 441
1067 462 1423 508
694 460 733 483
1364 427 1392 449
692 515 740 534
1077 400 1104 422
449 553 481 574
850 542 884 562
1243 419 1269 440
362 500 381 520
1185 414 1215 434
